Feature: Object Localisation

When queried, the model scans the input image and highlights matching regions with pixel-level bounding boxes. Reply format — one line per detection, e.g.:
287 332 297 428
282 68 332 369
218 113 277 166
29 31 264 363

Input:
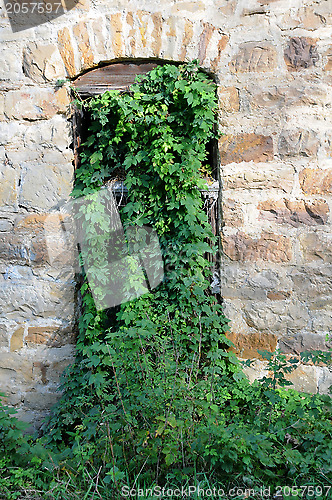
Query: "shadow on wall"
5 0 80 33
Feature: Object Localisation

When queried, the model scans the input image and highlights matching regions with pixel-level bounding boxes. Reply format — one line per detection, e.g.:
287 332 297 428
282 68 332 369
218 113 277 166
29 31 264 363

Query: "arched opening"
71 60 221 307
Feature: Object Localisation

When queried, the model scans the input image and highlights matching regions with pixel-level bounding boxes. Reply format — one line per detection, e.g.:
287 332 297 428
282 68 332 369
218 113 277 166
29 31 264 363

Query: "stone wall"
0 0 331 426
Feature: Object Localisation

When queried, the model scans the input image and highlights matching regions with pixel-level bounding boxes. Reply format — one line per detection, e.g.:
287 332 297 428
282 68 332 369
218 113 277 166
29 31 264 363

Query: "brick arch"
56 11 228 79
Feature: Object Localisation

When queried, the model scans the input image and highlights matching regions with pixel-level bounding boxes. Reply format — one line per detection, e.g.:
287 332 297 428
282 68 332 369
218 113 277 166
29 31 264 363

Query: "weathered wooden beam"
72 62 159 96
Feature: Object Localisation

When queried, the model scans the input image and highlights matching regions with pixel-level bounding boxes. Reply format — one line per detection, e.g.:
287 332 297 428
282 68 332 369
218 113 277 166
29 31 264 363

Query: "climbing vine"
47 61 240 479
41 62 332 497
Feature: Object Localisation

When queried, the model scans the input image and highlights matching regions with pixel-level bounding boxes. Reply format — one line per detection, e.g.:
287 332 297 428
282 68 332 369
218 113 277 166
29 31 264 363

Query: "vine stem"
105 344 134 439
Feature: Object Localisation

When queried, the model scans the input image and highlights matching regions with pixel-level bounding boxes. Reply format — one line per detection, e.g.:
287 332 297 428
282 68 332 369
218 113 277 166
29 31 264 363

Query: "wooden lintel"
72 62 159 96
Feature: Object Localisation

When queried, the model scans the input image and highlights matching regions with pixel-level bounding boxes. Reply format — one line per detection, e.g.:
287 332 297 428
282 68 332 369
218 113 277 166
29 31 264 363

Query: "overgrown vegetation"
0 62 331 499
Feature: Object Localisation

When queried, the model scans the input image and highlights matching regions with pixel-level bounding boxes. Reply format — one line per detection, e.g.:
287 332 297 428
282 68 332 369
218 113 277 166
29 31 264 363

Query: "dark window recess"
72 61 221 298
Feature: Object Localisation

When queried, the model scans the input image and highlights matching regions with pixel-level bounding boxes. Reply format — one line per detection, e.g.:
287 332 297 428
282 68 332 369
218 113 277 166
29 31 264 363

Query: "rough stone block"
0 45 24 82
10 326 24 352
171 1 204 13
148 12 162 57
317 367 332 395
108 13 124 59
312 309 332 333
222 199 244 227
300 232 332 263
221 266 293 302
0 233 30 265
284 37 319 71
0 352 34 386
222 299 250 335
0 323 9 348
226 331 278 359
0 159 17 208
31 232 76 268
19 162 73 211
279 7 327 30
219 134 273 164
28 232 53 267
278 130 319 158
57 27 78 77
216 0 237 16
279 333 332 355
0 94 4 121
258 199 329 226
47 358 73 384
291 266 332 310
0 220 76 269
286 365 318 393
73 22 94 70
324 45 332 72
299 168 332 195
0 218 13 232
21 116 72 153
230 42 277 73
22 42 66 83
242 359 268 383
0 367 21 399
1 392 23 408
198 23 228 66
0 122 27 148
248 82 329 110
12 212 76 268
14 214 58 234
313 1 332 24
222 284 267 301
222 231 293 263
247 269 281 290
218 86 240 113
1 265 35 282
31 345 74 388
26 325 75 347
223 164 294 193
0 281 75 322
32 362 49 385
23 391 60 411
4 88 70 121
244 299 310 333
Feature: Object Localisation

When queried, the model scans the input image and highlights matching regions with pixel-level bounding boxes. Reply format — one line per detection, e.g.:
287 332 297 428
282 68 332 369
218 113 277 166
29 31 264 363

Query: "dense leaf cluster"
47 61 239 479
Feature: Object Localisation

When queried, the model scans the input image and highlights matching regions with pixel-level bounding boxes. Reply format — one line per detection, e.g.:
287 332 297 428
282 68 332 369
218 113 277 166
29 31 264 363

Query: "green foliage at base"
0 368 331 499
0 63 330 499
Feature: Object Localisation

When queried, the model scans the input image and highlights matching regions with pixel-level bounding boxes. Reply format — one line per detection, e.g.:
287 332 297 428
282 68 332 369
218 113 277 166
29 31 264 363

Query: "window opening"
72 61 221 302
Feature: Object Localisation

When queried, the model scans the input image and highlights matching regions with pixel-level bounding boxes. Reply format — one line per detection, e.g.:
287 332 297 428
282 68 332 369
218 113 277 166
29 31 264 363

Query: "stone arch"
23 11 228 83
